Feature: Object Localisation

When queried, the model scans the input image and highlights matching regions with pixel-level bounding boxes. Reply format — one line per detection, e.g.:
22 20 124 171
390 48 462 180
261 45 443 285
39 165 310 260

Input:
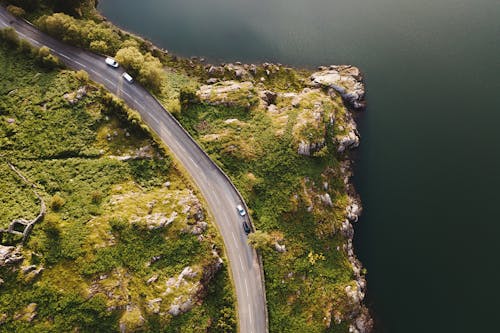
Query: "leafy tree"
6 5 26 17
0 27 20 47
89 39 108 54
139 57 165 91
115 46 144 73
74 69 89 82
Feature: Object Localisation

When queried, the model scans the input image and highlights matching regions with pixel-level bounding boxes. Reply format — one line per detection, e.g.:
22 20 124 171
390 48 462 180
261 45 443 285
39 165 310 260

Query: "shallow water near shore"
99 0 500 331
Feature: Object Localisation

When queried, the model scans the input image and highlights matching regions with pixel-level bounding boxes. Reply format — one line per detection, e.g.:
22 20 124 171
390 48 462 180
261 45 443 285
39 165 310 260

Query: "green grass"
177 88 359 333
0 41 235 332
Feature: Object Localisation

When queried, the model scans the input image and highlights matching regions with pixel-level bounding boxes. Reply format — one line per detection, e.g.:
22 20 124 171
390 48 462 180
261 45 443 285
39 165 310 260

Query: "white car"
105 57 119 68
122 72 134 83
236 204 246 217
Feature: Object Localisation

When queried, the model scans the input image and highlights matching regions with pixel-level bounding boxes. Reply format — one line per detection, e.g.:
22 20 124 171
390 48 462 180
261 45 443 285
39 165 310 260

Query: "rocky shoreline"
312 65 373 333
193 59 372 332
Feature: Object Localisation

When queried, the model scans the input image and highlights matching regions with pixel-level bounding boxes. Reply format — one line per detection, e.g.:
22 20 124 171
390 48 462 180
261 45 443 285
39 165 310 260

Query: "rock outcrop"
166 252 223 317
310 65 366 109
290 89 335 156
334 108 360 153
196 81 258 109
0 245 23 267
63 86 88 105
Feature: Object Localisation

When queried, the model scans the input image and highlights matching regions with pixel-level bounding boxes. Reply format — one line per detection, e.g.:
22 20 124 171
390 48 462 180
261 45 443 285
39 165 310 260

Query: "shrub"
89 40 108 54
42 213 62 238
90 190 103 204
179 85 199 109
33 46 63 69
50 194 65 211
18 38 34 54
36 13 121 53
114 46 143 75
74 69 89 82
6 5 26 17
0 27 20 47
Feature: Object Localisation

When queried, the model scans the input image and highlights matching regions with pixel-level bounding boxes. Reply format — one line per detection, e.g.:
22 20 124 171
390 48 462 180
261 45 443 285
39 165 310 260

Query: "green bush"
6 5 26 17
74 69 89 82
50 194 65 211
0 27 21 47
36 12 121 53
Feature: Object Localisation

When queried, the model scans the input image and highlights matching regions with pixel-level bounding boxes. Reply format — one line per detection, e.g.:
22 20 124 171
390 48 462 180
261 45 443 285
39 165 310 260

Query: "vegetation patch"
0 40 235 332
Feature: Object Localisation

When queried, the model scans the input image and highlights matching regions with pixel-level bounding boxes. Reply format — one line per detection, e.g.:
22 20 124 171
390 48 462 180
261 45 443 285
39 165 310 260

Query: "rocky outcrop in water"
311 65 366 109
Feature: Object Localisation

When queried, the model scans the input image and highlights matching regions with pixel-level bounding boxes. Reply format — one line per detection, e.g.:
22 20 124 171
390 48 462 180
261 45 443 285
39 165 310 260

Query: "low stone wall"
0 162 46 244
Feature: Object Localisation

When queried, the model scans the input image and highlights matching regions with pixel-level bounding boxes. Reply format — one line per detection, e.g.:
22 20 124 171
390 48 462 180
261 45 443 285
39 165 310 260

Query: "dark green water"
98 0 500 331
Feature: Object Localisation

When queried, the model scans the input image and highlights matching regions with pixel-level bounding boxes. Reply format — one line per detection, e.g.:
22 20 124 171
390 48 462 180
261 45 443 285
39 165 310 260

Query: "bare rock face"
142 212 176 230
320 193 333 207
335 111 360 153
147 298 162 314
310 65 366 109
0 245 23 267
13 303 37 322
63 86 88 105
196 81 258 109
259 90 278 106
274 243 286 253
168 296 195 316
207 65 225 76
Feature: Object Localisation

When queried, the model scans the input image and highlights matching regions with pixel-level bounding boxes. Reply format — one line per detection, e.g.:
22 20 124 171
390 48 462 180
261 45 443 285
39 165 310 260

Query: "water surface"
99 0 500 331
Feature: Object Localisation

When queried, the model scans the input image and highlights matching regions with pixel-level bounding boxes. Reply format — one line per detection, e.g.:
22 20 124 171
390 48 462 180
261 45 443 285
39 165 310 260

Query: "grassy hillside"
0 40 235 332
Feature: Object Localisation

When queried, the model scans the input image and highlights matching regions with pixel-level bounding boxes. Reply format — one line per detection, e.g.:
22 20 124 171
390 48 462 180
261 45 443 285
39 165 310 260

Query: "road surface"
0 7 267 333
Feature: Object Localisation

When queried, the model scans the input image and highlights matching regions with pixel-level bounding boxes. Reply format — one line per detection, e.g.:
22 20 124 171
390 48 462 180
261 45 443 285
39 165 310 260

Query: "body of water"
98 0 500 331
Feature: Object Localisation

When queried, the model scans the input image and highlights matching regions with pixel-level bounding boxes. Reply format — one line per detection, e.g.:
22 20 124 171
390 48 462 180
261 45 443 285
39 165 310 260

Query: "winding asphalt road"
0 7 267 333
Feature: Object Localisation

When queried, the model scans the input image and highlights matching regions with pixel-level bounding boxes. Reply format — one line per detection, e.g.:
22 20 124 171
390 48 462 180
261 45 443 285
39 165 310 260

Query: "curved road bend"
0 7 266 333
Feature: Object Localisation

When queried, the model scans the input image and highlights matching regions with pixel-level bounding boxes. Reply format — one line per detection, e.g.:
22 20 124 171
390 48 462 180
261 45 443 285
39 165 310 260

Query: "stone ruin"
0 163 46 244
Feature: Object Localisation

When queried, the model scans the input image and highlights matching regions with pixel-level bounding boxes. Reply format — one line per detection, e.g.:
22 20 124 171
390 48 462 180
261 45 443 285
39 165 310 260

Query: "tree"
115 46 144 73
0 27 20 47
139 59 164 91
89 40 108 54
115 47 165 91
74 69 89 82
6 5 26 17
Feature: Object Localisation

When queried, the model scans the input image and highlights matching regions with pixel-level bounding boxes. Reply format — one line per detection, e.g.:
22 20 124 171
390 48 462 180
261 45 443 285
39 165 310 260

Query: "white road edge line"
239 256 245 272
244 278 249 298
58 53 71 60
249 305 254 327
